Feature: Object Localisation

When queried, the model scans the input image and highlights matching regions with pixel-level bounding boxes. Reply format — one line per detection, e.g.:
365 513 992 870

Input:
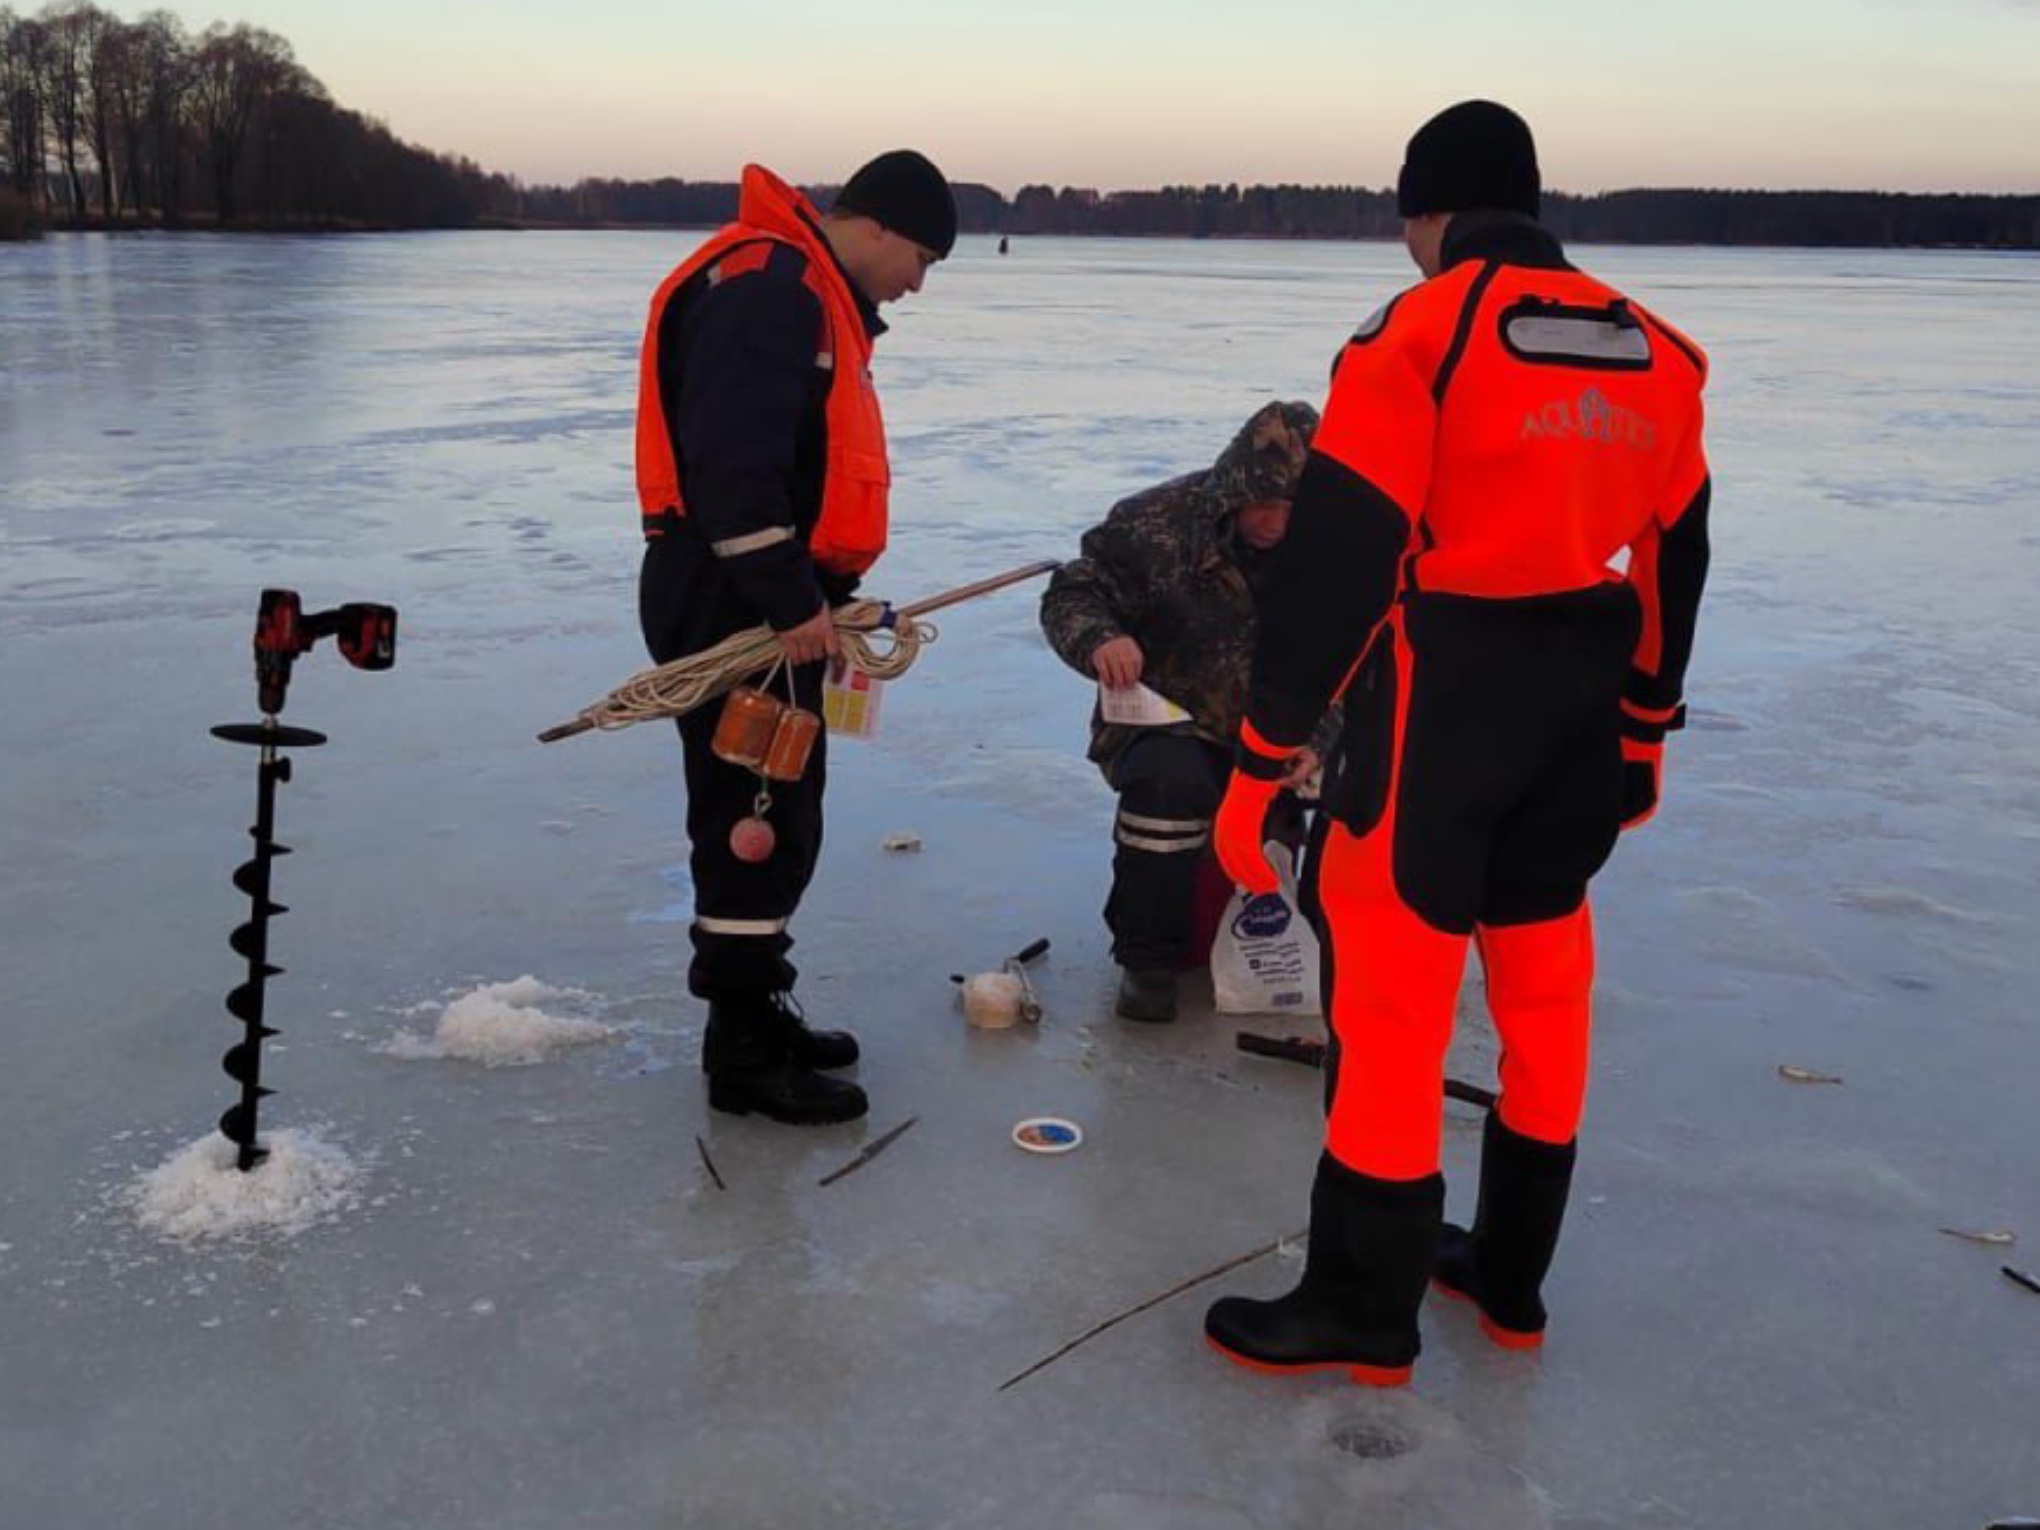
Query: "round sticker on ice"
1012 1116 1084 1154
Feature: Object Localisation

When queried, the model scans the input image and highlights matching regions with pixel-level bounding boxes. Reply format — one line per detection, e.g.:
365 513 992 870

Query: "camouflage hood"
1040 398 1337 771
1204 400 1319 511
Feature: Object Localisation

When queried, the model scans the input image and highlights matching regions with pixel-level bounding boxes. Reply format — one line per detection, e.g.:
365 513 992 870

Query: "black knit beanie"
1395 100 1541 219
832 150 958 257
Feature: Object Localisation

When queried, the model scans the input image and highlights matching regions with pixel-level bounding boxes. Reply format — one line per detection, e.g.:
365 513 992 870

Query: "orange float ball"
729 815 776 863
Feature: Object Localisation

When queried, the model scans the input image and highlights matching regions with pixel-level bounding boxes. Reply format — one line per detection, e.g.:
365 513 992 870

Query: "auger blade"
221 1041 276 1084
231 862 287 898
224 983 280 1019
229 924 286 960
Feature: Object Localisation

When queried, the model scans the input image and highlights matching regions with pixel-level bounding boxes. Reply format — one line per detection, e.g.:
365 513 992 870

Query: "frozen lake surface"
3 230 2038 1528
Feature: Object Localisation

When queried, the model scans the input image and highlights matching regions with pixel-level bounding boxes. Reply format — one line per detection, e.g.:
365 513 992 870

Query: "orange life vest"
633 164 890 577
1314 259 1708 601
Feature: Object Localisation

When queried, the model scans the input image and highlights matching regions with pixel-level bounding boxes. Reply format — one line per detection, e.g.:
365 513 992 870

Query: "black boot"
709 991 859 1070
1432 1112 1576 1349
703 1000 867 1125
759 991 860 1070
1204 1155 1443 1387
1115 967 1178 1023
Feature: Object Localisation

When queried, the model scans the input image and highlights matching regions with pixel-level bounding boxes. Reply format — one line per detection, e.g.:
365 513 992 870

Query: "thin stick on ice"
997 1232 1300 1392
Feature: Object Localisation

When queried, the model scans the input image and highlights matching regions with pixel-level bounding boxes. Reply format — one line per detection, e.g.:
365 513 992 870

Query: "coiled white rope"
537 560 1060 744
539 600 935 740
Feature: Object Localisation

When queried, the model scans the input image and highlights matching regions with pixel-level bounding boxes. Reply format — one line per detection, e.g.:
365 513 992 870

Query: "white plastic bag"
1210 842 1322 1016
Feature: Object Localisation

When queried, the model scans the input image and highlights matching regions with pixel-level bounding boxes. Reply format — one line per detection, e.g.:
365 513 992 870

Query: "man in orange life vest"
1203 101 1711 1383
635 151 955 1126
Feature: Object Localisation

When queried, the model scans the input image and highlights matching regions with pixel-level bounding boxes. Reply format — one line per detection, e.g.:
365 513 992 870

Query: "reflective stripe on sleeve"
710 526 795 559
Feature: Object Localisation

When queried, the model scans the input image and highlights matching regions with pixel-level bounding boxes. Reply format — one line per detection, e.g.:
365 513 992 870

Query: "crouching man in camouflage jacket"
1041 401 1336 1022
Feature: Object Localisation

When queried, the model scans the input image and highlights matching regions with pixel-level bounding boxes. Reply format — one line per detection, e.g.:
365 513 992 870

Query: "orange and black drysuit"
635 164 890 1008
1208 209 1709 1374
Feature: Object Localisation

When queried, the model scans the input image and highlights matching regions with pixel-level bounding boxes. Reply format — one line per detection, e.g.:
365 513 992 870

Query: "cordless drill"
253 589 397 716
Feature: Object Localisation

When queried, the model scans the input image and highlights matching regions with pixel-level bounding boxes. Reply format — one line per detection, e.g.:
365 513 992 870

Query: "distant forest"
539 179 2040 250
4 4 2036 249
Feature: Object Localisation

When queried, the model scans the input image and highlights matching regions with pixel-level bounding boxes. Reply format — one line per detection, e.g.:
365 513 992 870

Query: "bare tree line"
997 182 2040 248
3 7 2032 248
0 2 503 233
528 178 2040 250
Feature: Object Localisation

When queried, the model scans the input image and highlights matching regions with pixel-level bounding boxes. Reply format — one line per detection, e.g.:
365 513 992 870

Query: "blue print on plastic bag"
1232 892 1292 942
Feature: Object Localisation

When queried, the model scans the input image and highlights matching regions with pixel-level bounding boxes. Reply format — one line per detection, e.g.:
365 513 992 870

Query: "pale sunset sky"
138 0 2040 194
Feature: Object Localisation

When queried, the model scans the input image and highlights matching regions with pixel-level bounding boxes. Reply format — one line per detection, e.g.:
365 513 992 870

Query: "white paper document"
1098 681 1191 727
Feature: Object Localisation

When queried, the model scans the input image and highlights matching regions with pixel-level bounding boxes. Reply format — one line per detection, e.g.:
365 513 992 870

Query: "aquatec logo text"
1521 387 1657 450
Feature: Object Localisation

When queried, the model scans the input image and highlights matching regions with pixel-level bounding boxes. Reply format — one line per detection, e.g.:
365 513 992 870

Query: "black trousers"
673 666 828 1002
1103 732 1231 970
642 536 832 1003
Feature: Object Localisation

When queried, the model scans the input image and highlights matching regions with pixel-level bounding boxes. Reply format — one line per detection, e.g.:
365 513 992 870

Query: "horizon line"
531 171 2040 202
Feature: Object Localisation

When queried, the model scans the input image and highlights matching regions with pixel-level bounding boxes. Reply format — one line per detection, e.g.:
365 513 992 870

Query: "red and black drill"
250 588 397 716
211 590 398 1170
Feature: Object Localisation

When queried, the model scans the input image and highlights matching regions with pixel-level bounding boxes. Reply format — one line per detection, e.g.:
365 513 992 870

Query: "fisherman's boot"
1115 967 1179 1023
1204 1154 1444 1387
703 999 867 1125
1433 1111 1576 1349
753 990 860 1071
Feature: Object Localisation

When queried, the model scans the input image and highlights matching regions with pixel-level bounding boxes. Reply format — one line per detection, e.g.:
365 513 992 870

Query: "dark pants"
642 536 832 1004
1104 732 1231 970
673 667 828 1001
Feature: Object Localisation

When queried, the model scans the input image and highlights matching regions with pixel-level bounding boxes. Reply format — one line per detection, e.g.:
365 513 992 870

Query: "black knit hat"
1396 100 1541 219
832 150 958 258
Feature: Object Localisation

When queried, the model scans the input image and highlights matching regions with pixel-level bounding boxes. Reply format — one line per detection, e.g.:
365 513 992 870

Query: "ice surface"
3 231 2038 1528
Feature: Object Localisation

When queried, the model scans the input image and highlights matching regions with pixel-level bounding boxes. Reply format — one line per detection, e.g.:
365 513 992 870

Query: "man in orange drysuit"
1203 100 1711 1385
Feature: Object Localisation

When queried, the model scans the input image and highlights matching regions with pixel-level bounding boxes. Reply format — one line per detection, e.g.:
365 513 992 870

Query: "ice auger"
210 590 396 1170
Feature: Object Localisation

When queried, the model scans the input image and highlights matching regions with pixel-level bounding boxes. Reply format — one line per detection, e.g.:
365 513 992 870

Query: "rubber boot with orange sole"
1431 1112 1575 1349
1205 1155 1442 1388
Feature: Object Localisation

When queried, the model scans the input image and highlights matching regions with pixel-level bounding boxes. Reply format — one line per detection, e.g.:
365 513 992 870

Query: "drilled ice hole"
1328 1419 1415 1461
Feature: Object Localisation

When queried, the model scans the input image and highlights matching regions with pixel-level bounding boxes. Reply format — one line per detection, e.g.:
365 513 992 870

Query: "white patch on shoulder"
1349 302 1391 344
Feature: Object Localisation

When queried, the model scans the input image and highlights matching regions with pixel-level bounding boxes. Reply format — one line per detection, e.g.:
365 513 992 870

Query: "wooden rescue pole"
894 558 1060 619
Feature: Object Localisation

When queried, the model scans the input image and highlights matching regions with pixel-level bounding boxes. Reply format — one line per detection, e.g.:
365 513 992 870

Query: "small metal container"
710 686 784 769
760 706 822 782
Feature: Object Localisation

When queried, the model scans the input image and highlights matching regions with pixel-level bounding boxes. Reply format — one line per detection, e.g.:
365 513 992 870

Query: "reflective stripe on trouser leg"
1112 810 1210 855
1475 905 1595 1145
1105 734 1230 970
695 916 790 937
1105 821 1212 966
